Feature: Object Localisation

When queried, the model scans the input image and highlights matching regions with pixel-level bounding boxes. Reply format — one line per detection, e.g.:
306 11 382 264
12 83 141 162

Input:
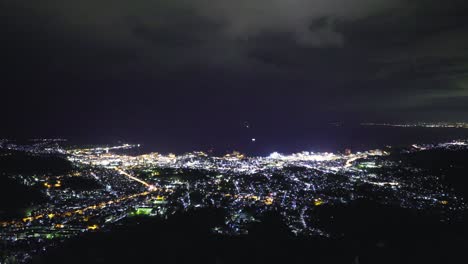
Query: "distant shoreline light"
361 122 468 129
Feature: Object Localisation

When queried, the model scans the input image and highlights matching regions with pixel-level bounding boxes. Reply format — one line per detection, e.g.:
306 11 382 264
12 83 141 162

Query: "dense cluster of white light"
67 147 382 178
268 151 337 161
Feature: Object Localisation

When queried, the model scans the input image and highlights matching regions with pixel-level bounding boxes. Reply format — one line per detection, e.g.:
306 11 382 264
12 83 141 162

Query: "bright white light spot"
269 152 282 159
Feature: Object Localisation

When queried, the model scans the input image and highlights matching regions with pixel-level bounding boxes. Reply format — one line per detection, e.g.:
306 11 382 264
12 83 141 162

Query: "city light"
1 139 467 262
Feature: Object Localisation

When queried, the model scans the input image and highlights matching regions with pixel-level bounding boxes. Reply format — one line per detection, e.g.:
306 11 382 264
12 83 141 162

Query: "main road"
115 168 153 189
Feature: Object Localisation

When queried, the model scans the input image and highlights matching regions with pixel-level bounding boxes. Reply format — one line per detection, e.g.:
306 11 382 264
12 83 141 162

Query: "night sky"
2 1 468 151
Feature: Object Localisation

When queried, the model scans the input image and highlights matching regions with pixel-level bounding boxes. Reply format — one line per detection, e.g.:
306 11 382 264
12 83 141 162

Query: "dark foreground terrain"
34 204 467 264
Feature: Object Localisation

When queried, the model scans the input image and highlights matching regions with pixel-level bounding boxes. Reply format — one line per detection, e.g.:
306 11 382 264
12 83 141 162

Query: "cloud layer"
2 0 468 122
194 0 402 46
11 0 401 45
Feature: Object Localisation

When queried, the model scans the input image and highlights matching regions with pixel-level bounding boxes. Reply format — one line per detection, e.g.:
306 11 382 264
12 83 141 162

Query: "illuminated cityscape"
1 139 466 262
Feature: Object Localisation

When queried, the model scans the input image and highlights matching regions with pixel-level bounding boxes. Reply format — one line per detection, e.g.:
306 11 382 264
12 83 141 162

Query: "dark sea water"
134 126 468 156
